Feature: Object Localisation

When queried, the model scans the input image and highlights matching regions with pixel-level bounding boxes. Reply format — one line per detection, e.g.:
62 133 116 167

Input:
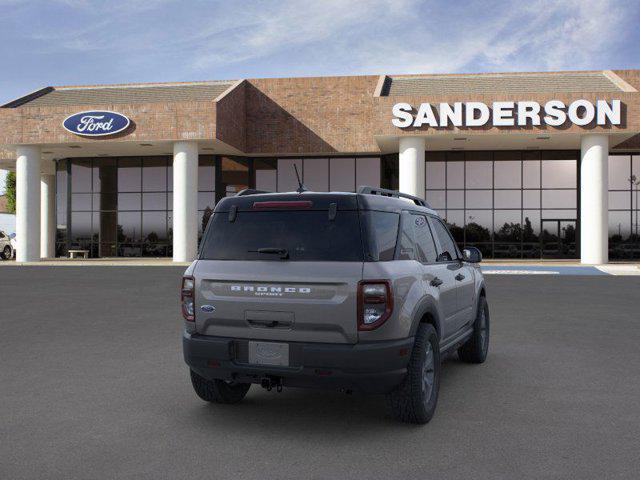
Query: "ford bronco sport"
182 186 489 424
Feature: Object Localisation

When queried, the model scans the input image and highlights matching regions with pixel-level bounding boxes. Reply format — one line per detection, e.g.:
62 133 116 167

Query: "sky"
1 0 639 193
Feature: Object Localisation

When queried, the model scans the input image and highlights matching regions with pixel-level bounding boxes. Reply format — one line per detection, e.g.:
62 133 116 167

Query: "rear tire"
2 246 11 260
190 370 251 404
386 323 440 424
458 296 490 364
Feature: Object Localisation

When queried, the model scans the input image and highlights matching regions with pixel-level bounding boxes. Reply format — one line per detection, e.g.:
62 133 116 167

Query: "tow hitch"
260 376 283 392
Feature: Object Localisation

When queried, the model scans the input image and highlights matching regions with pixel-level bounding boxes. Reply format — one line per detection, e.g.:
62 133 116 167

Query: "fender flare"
409 295 442 339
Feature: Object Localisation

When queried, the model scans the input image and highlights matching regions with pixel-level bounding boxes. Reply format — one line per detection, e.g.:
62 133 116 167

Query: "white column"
16 146 41 262
40 161 56 259
580 134 609 264
173 141 199 262
399 137 425 198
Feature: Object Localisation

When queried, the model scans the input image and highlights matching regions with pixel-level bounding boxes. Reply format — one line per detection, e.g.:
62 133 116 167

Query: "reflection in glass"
71 194 92 211
356 157 380 189
542 190 576 209
465 190 492 209
255 158 277 191
329 158 355 192
278 158 303 192
446 190 464 209
56 161 68 224
198 156 215 191
447 161 464 189
494 190 521 209
198 192 215 211
71 159 92 192
608 155 639 259
523 160 541 188
424 151 581 259
426 162 445 189
219 157 249 199
465 161 492 189
541 209 576 220
494 161 521 188
142 211 167 241
445 210 464 242
118 212 141 241
608 155 631 190
541 160 576 188
425 190 446 209
494 210 521 242
143 193 167 211
304 158 329 192
523 190 540 209
143 157 167 192
118 193 141 211
465 210 492 243
118 158 142 192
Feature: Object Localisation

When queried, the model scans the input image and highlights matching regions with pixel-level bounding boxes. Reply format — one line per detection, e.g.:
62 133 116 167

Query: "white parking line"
482 270 560 275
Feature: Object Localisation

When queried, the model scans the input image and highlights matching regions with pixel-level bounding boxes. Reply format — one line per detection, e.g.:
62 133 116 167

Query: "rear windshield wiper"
248 247 290 259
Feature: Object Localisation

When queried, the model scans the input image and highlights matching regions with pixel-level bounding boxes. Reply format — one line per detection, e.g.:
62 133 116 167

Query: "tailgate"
194 260 363 344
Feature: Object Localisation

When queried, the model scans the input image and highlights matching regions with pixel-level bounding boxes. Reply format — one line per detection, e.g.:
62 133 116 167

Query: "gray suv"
182 187 489 424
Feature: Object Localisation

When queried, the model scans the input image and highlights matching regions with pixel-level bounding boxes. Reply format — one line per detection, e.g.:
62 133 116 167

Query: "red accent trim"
252 201 313 209
181 275 195 322
357 280 393 331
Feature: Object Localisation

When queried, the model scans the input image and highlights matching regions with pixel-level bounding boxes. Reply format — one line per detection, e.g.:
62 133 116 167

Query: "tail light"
358 280 393 331
181 276 195 321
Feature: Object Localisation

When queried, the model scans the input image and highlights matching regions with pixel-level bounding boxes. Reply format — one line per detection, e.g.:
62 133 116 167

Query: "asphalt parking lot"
1 267 640 480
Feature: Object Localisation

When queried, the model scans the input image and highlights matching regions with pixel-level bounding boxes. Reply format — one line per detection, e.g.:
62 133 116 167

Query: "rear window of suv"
199 209 401 262
200 210 364 261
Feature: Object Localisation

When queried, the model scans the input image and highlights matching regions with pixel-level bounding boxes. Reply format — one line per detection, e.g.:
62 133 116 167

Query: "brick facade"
0 70 638 158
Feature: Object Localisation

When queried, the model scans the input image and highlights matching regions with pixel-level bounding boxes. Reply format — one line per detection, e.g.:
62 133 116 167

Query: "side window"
397 214 416 260
412 214 438 263
364 211 399 261
429 217 459 262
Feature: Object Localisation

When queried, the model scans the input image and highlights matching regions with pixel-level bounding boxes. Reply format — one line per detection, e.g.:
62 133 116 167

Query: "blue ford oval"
63 110 130 137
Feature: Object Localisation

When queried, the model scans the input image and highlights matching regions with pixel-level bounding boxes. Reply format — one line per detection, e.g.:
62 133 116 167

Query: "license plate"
248 341 289 367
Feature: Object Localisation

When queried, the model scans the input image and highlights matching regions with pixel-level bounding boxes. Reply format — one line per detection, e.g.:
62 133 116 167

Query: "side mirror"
462 247 482 263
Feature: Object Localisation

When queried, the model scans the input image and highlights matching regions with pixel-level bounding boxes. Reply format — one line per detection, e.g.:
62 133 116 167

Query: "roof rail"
235 189 271 196
357 186 431 208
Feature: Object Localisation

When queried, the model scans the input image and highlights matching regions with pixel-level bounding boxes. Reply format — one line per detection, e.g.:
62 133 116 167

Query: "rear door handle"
430 277 443 287
455 273 465 281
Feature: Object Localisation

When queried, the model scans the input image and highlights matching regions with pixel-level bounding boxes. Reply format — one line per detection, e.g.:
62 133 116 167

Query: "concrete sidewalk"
1 257 639 275
0 257 190 267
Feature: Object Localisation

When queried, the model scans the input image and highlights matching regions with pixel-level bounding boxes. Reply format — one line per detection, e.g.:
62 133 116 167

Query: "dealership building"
1 70 639 263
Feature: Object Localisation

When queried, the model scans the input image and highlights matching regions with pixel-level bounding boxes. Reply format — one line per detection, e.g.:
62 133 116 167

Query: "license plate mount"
248 341 290 367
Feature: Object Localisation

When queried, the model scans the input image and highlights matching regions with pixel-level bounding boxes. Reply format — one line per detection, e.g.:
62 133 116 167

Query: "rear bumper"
183 331 414 394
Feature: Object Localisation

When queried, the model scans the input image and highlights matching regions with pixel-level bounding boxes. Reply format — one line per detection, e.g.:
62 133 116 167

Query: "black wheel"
458 296 490 364
2 246 11 260
386 323 441 424
190 369 251 404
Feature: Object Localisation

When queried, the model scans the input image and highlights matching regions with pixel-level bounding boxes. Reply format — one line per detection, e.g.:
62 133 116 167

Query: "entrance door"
540 219 577 259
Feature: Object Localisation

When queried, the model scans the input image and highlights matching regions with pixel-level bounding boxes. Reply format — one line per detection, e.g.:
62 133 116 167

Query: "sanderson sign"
391 99 622 128
63 110 131 137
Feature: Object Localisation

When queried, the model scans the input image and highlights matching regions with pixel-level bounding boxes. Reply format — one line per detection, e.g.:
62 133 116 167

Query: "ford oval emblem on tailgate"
200 305 216 312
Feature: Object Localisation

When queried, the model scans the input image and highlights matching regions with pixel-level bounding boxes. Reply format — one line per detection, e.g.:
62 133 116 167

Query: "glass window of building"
424 151 580 259
608 154 640 260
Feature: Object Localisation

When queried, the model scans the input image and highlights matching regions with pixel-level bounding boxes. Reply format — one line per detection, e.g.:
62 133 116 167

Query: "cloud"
351 0 631 74
188 0 417 71
0 0 637 106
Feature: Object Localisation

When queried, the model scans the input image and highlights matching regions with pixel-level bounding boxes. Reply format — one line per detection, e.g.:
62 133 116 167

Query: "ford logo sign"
200 305 216 312
62 110 130 137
